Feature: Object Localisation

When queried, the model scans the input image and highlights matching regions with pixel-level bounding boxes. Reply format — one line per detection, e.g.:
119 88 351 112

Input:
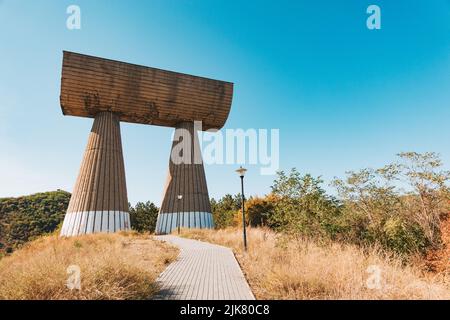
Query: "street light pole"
177 195 183 234
236 166 248 251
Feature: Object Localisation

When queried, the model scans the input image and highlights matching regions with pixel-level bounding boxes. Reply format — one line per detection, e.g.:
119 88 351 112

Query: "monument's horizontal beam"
61 71 232 108
61 82 231 120
60 51 233 130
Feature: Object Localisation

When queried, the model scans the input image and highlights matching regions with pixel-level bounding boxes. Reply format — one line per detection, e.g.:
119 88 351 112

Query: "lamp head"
235 166 247 177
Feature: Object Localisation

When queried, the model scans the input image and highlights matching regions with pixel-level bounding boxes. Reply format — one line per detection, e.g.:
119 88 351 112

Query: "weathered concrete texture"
154 236 255 300
60 111 130 237
156 122 214 234
61 51 234 130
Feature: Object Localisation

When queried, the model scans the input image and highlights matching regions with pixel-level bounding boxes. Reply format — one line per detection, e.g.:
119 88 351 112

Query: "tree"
331 152 450 254
396 152 450 247
331 167 402 244
244 196 275 227
270 169 343 239
210 194 241 229
129 201 159 233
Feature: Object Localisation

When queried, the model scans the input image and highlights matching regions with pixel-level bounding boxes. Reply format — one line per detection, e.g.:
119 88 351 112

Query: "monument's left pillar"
60 112 131 237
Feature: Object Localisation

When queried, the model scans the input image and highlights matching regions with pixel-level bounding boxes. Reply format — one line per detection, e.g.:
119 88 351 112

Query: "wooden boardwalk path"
154 235 255 300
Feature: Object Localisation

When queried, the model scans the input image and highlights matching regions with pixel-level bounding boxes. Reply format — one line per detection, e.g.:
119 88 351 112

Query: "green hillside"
0 190 71 254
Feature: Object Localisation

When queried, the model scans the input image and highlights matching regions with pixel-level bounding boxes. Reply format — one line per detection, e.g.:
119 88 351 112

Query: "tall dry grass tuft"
181 228 449 300
0 232 178 300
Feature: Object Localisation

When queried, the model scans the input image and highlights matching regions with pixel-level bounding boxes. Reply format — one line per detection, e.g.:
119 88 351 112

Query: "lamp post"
235 166 248 251
177 195 183 234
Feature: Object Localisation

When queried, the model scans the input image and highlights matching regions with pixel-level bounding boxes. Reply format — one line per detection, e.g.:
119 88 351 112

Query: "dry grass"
0 232 178 300
181 227 450 300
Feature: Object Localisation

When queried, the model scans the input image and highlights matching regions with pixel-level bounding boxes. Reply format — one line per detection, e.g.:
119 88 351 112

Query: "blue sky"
0 0 449 205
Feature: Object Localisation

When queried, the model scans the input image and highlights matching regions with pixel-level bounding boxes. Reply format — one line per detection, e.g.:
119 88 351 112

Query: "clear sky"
0 0 449 205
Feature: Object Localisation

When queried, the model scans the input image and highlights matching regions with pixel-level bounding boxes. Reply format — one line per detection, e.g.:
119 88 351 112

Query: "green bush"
382 217 428 255
269 169 345 240
245 196 275 227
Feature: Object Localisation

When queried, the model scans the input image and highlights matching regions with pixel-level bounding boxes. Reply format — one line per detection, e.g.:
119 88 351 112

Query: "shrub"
382 217 428 254
269 169 344 239
244 196 275 227
332 152 450 255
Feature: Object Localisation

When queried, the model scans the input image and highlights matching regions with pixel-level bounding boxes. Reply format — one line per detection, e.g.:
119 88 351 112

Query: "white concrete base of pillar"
155 212 214 235
60 211 131 237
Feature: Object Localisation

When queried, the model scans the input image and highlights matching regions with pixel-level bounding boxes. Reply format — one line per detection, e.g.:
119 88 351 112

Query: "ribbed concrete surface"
156 121 214 234
154 236 255 300
156 212 214 235
61 111 130 236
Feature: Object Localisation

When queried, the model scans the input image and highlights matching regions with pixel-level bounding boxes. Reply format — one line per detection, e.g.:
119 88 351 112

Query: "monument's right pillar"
155 121 214 234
